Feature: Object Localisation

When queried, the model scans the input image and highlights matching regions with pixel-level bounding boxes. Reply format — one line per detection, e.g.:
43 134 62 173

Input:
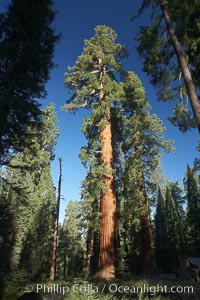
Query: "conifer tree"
58 201 86 278
119 71 174 275
134 0 200 133
50 157 62 280
164 183 182 271
155 182 186 273
63 25 127 280
20 104 58 279
80 172 100 275
0 0 59 164
0 170 17 272
154 186 166 271
0 103 58 296
184 166 200 255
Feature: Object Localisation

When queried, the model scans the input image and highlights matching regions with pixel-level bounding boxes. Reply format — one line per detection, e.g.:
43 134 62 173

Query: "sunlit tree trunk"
159 0 200 134
94 83 117 280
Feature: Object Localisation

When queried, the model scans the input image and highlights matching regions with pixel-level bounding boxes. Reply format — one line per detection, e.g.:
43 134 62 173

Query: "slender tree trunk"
50 158 62 280
159 0 200 134
94 73 117 280
136 149 155 275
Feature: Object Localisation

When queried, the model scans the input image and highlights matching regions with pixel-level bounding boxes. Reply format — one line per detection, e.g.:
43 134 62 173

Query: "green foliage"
154 182 186 273
134 0 200 131
1 268 29 300
184 166 200 255
63 25 175 277
62 25 127 113
0 0 59 163
114 71 174 274
169 104 196 132
63 25 128 278
0 104 59 298
58 201 87 279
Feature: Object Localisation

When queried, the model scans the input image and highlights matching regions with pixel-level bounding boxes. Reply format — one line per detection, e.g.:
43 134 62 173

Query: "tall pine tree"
134 0 200 133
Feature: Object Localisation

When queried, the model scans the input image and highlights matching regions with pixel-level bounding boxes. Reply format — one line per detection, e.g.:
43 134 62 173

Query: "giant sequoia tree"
63 25 127 280
63 25 175 279
0 0 59 164
118 72 173 275
134 0 200 133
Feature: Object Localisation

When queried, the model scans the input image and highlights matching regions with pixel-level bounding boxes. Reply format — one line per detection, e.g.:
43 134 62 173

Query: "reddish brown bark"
90 57 117 281
94 114 117 280
92 70 117 279
159 0 200 134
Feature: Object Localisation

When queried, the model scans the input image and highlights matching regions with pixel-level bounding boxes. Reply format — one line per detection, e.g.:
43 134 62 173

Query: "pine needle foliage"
133 0 200 132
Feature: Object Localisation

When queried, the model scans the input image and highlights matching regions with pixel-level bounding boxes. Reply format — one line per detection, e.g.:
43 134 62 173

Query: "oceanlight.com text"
108 283 193 296
26 282 194 297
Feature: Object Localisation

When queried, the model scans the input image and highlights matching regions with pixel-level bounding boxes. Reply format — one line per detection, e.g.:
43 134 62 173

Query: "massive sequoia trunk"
94 85 117 280
95 113 117 280
159 0 200 134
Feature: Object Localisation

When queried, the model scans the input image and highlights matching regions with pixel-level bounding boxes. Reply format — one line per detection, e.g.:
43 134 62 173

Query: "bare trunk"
50 158 62 280
50 215 58 280
94 117 116 280
94 86 116 280
159 0 200 134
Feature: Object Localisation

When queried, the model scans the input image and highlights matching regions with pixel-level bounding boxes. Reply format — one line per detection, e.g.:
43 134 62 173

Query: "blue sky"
1 0 199 222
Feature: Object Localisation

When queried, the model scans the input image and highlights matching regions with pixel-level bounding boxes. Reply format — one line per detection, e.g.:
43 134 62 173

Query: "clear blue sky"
1 0 199 222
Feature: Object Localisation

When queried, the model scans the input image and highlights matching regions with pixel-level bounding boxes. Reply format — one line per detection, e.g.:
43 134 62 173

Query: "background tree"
0 0 59 164
117 71 174 275
79 171 100 276
0 104 59 298
58 201 86 279
134 0 200 133
154 182 186 273
184 165 200 256
50 157 62 281
154 186 166 272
